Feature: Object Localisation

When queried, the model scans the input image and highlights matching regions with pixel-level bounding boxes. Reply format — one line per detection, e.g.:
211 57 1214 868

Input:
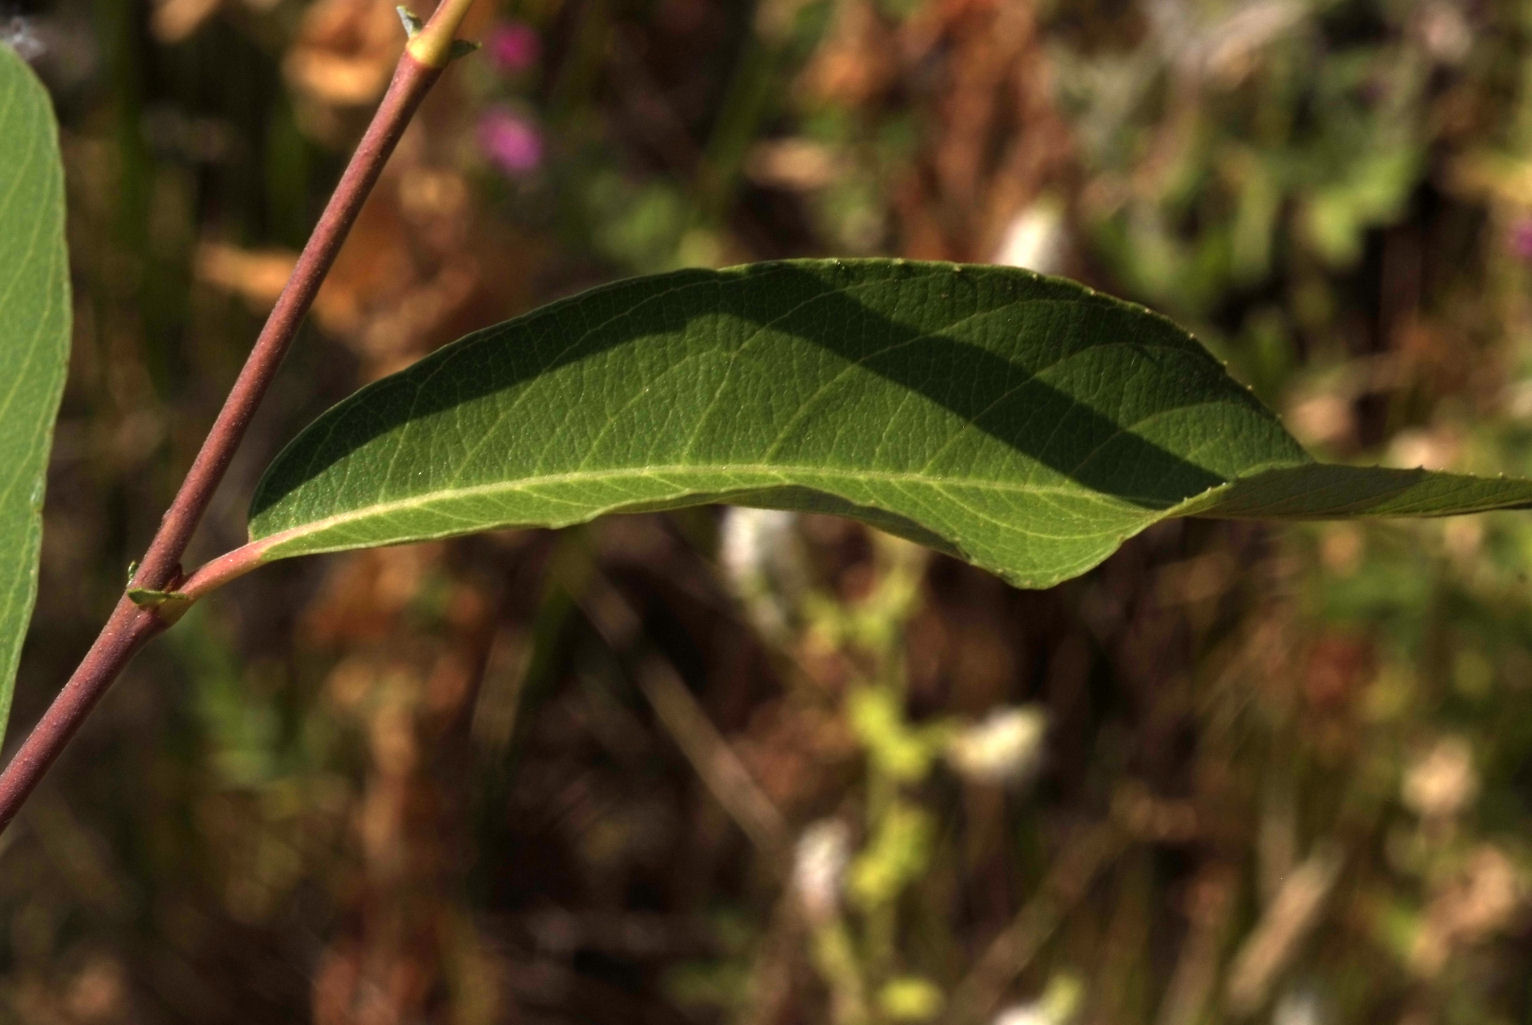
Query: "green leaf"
248 260 1532 589
0 47 69 742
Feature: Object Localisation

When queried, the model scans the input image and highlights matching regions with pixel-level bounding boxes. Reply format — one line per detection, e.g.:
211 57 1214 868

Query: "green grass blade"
0 47 70 742
248 260 1532 589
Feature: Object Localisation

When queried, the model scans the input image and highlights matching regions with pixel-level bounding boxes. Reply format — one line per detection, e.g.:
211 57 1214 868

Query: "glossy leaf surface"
249 261 1532 588
0 47 70 741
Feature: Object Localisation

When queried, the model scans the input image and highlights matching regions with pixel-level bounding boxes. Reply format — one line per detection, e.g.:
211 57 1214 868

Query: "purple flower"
1510 218 1532 263
486 21 540 74
477 108 544 176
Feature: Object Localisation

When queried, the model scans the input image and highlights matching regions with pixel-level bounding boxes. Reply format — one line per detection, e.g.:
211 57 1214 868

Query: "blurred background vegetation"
5 0 1532 1022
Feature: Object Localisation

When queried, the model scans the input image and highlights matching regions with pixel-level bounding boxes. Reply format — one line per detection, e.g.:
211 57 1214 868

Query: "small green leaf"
125 588 190 609
125 588 193 625
247 261 1532 589
0 47 70 743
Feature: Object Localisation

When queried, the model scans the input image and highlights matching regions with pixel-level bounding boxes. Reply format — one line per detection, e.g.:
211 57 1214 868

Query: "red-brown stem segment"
179 538 278 604
128 51 443 599
0 1 478 834
0 601 164 834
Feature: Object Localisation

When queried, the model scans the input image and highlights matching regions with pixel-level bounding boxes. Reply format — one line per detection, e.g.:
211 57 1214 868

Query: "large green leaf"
0 47 69 741
248 260 1532 588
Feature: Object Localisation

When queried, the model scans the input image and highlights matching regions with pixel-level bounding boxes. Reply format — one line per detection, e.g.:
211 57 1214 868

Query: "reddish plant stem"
179 537 275 603
0 600 164 833
0 33 460 834
134 53 442 596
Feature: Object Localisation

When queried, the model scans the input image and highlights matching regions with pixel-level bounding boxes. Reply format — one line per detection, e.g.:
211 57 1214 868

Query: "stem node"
405 0 478 69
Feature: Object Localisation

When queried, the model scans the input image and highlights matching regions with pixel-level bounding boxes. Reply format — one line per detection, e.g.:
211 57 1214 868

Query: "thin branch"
0 1 479 834
177 538 273 604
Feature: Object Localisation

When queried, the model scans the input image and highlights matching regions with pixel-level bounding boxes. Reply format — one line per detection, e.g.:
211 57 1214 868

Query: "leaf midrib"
254 460 1200 547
